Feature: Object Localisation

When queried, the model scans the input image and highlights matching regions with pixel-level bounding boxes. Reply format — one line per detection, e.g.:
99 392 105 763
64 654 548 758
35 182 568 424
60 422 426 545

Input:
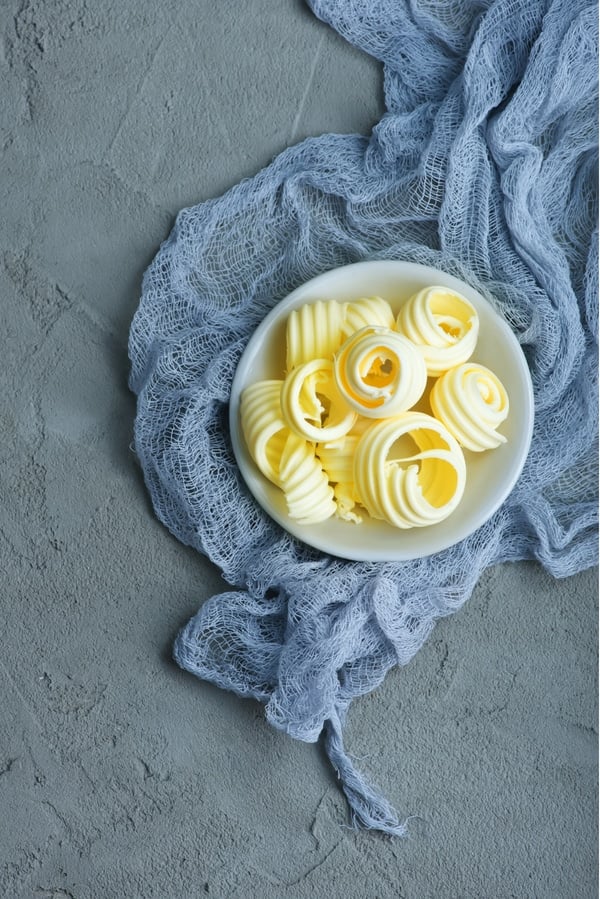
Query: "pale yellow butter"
317 434 362 522
396 286 479 376
341 296 395 337
353 412 466 528
239 379 287 485
430 362 509 451
334 326 427 418
240 378 335 524
280 358 357 442
240 287 508 533
278 432 336 524
286 299 347 370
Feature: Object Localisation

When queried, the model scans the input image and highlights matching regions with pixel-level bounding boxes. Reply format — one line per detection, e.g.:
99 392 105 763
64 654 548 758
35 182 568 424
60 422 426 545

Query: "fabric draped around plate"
128 0 598 835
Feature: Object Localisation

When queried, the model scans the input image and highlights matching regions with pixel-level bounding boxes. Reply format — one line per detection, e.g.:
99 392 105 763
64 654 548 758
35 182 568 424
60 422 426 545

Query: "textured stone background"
1 1 597 897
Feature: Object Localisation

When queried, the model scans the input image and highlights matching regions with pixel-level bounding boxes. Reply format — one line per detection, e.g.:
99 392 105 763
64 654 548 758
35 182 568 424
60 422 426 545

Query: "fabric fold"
130 0 598 835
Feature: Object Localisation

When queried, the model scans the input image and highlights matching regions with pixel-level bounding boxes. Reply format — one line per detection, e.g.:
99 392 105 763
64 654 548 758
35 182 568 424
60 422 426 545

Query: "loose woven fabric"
129 0 598 835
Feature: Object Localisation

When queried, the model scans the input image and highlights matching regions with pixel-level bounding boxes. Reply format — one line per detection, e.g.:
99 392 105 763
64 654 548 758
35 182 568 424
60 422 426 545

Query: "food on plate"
239 379 287 484
286 299 346 370
333 325 427 418
395 286 479 375
239 378 335 523
278 432 337 524
280 358 357 442
316 434 362 522
353 412 466 528
340 295 395 337
429 362 509 451
240 289 508 531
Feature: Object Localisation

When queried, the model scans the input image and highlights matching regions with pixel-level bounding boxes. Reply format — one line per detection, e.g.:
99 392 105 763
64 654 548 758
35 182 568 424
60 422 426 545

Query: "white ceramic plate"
229 260 534 561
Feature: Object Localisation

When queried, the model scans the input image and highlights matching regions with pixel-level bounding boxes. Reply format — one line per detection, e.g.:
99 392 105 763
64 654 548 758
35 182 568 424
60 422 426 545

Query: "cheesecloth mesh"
128 0 598 834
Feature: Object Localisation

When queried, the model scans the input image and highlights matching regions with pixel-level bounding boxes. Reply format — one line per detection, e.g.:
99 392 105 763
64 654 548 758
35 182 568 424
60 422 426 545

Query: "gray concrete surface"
1 1 597 897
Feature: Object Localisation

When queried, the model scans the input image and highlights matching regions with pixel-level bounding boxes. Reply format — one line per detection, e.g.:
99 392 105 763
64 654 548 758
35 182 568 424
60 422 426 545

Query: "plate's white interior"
229 260 534 561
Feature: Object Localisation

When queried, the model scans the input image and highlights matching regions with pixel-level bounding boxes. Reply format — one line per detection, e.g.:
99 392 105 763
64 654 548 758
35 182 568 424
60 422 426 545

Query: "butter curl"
286 299 347 370
240 379 335 523
281 358 357 442
430 362 509 451
334 326 427 418
341 296 395 337
354 412 466 528
396 286 478 375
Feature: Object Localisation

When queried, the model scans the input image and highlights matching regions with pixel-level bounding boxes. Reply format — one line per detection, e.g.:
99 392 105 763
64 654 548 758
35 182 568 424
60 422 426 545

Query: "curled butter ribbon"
241 289 509 533
240 379 335 523
278 433 336 524
286 299 346 370
317 434 362 522
354 412 466 528
396 286 479 375
334 326 427 418
341 296 395 338
286 297 395 370
430 362 509 451
280 358 357 442
239 379 287 484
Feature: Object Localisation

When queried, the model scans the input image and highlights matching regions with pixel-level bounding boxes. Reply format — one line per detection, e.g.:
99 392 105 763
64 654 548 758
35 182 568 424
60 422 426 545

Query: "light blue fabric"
128 0 598 835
